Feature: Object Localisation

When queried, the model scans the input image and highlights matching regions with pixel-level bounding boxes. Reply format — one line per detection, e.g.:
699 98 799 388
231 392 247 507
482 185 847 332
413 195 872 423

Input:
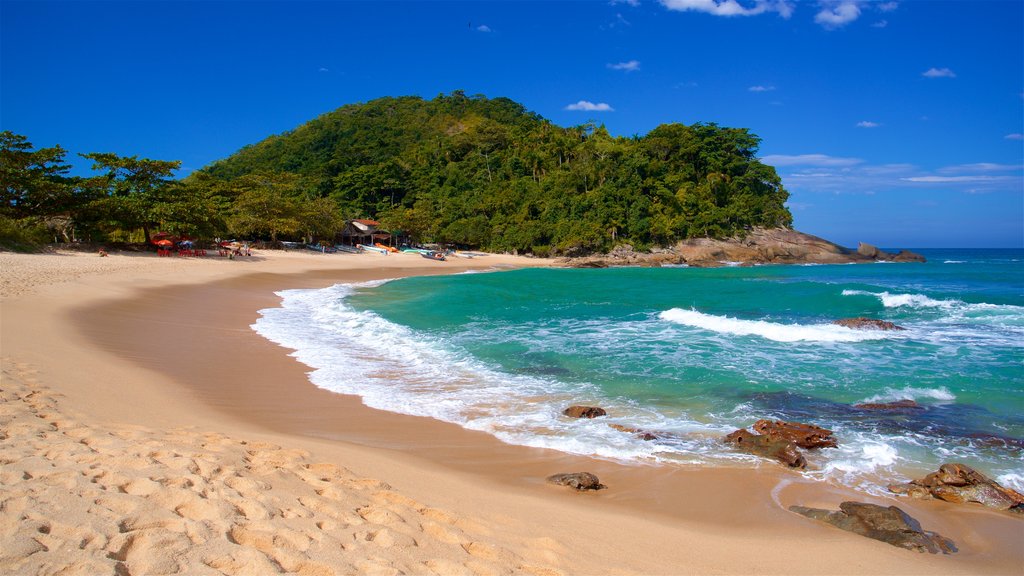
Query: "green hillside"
198 91 792 254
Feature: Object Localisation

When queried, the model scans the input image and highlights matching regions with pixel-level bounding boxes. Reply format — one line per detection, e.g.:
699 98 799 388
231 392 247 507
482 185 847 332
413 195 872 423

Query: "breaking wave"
658 308 892 343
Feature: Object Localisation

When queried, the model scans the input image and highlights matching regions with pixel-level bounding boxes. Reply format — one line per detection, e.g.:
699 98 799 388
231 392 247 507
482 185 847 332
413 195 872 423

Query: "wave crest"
658 308 891 343
860 386 956 404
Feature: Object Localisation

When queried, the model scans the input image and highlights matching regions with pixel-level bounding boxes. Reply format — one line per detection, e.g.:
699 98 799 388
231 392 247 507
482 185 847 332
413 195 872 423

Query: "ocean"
252 249 1024 495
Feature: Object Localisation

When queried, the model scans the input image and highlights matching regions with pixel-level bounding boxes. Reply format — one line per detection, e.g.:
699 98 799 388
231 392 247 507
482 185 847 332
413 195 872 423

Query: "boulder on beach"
752 419 838 449
789 501 956 554
563 405 607 419
724 429 806 469
546 472 606 491
833 317 905 331
888 463 1024 512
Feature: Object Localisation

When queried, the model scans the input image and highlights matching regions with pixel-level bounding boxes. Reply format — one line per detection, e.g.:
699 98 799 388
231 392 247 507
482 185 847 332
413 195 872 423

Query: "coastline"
2 249 1021 574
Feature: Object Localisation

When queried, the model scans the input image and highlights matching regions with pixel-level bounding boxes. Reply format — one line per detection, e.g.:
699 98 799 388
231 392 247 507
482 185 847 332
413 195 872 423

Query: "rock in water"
892 250 927 263
563 405 607 418
608 423 659 441
752 419 838 449
789 501 956 554
833 317 905 331
546 472 606 491
888 463 1024 512
724 429 806 469
854 399 922 411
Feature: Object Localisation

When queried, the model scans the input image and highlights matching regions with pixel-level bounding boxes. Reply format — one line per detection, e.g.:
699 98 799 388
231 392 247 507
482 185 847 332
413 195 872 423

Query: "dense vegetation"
2 92 792 254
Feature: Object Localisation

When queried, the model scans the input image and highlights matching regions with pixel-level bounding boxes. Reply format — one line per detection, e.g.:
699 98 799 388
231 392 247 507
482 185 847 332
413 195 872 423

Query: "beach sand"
2 248 1021 575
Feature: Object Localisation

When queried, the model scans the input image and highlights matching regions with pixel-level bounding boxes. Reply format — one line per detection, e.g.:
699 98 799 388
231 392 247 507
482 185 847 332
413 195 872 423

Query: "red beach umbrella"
154 239 173 247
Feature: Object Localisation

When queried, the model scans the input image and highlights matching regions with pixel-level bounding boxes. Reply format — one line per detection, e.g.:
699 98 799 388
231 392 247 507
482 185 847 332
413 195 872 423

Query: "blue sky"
2 0 1021 247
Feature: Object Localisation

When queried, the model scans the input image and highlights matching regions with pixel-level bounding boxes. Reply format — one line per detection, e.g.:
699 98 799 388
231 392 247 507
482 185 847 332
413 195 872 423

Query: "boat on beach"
421 251 446 261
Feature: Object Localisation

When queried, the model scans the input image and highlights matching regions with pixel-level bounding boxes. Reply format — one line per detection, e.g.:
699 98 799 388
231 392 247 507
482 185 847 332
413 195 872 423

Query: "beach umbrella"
154 239 173 247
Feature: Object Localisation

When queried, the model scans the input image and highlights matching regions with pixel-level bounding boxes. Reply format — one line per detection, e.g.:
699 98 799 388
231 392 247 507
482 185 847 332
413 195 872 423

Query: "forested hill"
199 91 792 254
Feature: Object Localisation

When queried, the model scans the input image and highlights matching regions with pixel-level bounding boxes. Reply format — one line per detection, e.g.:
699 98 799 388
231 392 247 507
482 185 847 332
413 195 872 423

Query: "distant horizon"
2 1 1021 247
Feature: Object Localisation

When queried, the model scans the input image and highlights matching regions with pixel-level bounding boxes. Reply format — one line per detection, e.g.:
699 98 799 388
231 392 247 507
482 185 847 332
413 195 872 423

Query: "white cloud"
938 163 1023 173
318 67 329 73
610 0 641 5
815 1 862 28
761 153 863 167
871 19 888 28
565 101 615 111
769 154 1022 196
856 121 881 128
1004 133 1024 140
877 1 898 11
901 176 1010 183
748 85 775 92
922 67 956 78
608 60 641 72
476 24 492 32
659 0 794 18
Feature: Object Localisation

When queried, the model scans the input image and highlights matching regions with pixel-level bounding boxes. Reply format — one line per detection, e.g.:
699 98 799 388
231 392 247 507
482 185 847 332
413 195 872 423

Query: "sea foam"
658 308 891 343
860 386 956 404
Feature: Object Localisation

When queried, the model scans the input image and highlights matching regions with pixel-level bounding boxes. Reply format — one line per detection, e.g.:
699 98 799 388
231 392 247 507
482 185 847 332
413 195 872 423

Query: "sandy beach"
2 248 1021 575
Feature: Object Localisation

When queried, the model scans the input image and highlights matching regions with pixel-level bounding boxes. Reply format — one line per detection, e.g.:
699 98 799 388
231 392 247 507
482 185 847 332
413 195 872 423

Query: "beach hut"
341 219 388 247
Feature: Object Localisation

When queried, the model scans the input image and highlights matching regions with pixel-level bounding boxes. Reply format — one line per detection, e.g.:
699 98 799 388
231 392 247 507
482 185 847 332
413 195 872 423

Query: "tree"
0 131 73 219
227 172 304 242
80 152 181 242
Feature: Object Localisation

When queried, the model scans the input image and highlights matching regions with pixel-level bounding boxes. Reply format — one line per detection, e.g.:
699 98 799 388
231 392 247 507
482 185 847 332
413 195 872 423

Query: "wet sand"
2 249 1021 574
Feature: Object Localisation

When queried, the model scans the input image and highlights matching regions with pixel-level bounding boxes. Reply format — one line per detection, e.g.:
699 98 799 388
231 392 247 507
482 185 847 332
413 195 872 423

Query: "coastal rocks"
563 406 607 419
751 419 838 449
888 463 1024 512
833 317 905 331
789 502 956 554
892 250 927 263
857 242 881 258
854 399 922 411
724 429 807 469
857 243 927 263
546 472 606 491
558 228 927 268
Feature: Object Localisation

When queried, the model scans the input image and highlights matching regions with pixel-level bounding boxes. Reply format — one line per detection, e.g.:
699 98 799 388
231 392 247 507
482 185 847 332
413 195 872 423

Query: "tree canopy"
199 92 792 253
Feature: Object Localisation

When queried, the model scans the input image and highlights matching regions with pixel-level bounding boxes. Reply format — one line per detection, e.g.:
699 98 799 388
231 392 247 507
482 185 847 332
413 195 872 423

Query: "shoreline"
3 249 1021 574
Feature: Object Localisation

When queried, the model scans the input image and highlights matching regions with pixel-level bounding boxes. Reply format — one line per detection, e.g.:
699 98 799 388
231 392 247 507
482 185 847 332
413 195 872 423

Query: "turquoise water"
253 249 1024 494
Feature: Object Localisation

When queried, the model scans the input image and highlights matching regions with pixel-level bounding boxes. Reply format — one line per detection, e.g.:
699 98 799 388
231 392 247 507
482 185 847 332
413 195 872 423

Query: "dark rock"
570 259 608 268
854 399 922 411
833 317 906 331
790 501 956 554
608 423 659 441
888 463 1024 511
563 405 607 419
892 250 927 263
724 429 806 469
752 419 838 449
546 472 606 491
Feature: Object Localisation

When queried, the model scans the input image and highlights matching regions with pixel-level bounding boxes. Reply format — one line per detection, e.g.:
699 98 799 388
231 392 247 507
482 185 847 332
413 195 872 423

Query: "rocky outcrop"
724 429 807 468
790 502 956 554
751 419 838 449
546 472 606 491
888 463 1024 512
833 318 905 331
854 399 922 411
563 406 607 418
559 228 926 268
